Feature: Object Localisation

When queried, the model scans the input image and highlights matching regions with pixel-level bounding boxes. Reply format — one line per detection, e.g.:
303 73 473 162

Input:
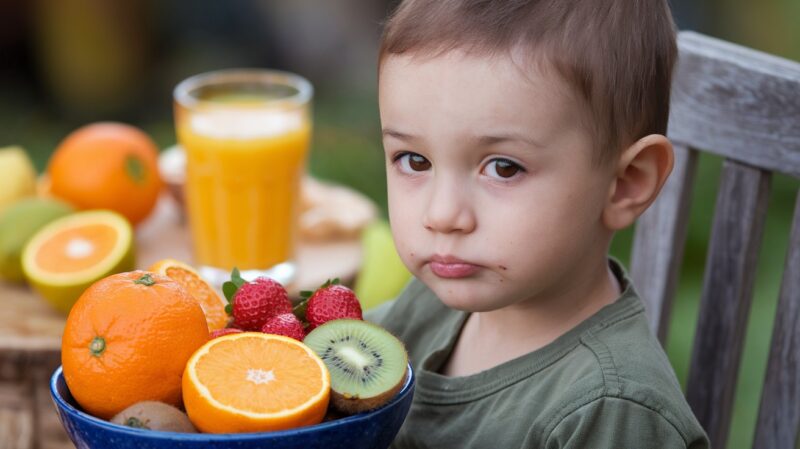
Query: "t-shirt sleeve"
363 299 397 326
544 397 705 449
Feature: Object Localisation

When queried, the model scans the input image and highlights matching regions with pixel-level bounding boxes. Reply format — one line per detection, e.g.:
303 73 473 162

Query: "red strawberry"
304 280 363 330
210 328 243 339
261 313 306 341
230 277 292 331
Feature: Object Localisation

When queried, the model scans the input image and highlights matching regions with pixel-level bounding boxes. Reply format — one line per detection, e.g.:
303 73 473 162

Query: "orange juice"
174 70 312 283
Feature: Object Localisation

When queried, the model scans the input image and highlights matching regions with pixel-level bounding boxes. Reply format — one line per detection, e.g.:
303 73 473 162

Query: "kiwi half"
304 319 408 415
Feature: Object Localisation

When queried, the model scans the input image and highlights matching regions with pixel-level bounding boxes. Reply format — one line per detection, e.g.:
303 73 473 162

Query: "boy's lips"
428 255 481 278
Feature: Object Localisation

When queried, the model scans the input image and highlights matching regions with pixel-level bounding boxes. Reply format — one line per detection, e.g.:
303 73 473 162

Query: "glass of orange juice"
173 69 312 286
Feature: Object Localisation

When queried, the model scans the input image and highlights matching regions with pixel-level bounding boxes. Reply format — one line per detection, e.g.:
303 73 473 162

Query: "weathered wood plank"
752 190 800 449
0 382 34 449
0 349 61 384
32 363 74 449
669 31 800 177
0 351 64 449
685 160 771 449
631 144 698 343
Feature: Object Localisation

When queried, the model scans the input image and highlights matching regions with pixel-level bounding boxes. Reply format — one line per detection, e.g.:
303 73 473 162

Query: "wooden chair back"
630 31 800 449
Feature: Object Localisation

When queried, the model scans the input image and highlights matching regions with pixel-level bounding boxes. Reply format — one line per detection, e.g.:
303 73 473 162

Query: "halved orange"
149 258 228 332
182 332 330 434
21 210 134 313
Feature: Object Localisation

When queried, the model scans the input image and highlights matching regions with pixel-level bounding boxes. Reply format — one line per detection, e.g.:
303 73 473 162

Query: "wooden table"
0 194 364 449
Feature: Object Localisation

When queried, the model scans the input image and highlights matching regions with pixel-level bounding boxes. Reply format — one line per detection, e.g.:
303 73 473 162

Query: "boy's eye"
484 158 523 179
396 152 431 173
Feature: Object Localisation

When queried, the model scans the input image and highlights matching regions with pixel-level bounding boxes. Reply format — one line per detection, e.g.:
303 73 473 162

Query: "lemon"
21 210 135 314
0 198 74 282
0 146 38 214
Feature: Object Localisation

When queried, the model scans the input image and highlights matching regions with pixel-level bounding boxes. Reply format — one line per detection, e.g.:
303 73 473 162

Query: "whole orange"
61 270 210 420
48 122 163 225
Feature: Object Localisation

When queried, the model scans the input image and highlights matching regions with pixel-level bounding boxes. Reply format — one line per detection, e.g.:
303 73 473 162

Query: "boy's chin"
426 281 507 313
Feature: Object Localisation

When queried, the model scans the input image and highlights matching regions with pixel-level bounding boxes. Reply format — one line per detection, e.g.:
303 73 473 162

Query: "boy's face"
379 51 617 312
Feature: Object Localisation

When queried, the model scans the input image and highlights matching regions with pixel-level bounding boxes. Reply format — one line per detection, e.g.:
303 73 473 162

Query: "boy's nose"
422 178 477 234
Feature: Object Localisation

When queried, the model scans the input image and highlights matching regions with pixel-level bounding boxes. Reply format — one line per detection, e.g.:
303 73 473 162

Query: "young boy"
366 0 710 448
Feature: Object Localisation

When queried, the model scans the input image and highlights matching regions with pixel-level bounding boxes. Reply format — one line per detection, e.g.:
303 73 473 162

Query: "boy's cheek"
386 213 420 269
391 230 421 272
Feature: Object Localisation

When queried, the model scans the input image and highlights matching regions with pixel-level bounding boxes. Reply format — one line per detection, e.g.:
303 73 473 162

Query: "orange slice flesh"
149 259 228 331
35 223 118 273
22 210 133 286
182 332 330 434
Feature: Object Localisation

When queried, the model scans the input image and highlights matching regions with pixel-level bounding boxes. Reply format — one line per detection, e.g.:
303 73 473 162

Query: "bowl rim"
50 363 414 440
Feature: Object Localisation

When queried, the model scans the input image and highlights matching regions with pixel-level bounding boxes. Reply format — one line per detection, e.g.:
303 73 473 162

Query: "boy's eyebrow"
382 128 418 141
383 128 543 148
475 133 545 149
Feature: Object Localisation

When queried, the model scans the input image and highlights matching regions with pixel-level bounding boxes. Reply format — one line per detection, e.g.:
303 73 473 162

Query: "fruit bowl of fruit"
50 362 414 449
49 268 415 449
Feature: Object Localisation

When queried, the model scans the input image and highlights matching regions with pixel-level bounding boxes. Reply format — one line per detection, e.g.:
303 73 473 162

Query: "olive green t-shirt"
365 261 709 449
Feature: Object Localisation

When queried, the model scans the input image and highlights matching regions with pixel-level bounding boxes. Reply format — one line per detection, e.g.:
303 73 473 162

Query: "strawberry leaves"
292 300 309 325
294 278 363 331
222 268 246 315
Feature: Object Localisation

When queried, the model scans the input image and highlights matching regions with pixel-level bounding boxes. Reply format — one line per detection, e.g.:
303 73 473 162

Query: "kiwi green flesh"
304 319 408 414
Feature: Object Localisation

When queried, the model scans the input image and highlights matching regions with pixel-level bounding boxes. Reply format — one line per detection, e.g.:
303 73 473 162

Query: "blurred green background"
0 0 798 447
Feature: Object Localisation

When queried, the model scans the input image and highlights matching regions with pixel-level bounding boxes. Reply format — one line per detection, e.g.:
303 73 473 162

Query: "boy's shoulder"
541 299 708 447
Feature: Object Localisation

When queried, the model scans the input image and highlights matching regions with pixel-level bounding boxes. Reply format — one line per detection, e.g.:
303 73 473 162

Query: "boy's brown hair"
379 0 678 163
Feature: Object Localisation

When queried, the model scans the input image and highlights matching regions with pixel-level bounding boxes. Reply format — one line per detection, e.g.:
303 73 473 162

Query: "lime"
21 210 135 314
0 146 38 214
0 197 74 282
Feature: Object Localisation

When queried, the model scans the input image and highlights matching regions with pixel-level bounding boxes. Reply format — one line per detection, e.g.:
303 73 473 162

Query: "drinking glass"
173 69 313 286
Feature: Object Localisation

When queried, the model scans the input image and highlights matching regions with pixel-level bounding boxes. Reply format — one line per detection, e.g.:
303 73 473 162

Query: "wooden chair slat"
631 144 698 343
669 32 800 177
685 159 771 449
752 190 800 449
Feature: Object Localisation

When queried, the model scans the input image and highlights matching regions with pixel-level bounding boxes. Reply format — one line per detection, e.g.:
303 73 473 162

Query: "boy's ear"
602 134 674 231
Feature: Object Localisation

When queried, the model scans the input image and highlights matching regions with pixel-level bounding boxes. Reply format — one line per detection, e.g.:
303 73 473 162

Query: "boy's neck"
440 257 621 378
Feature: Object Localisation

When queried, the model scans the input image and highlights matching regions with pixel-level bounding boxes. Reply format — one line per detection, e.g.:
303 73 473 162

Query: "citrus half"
21 210 134 313
182 332 331 433
149 258 228 332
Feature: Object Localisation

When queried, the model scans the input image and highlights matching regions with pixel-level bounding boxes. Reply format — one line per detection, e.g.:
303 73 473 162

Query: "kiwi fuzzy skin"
110 401 197 433
331 370 408 415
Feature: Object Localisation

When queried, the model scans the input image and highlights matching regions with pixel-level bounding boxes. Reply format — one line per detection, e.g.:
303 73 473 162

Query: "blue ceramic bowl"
50 364 414 449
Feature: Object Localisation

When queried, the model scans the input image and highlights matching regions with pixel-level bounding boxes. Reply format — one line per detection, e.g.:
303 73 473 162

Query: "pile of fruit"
0 122 163 313
62 263 408 434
